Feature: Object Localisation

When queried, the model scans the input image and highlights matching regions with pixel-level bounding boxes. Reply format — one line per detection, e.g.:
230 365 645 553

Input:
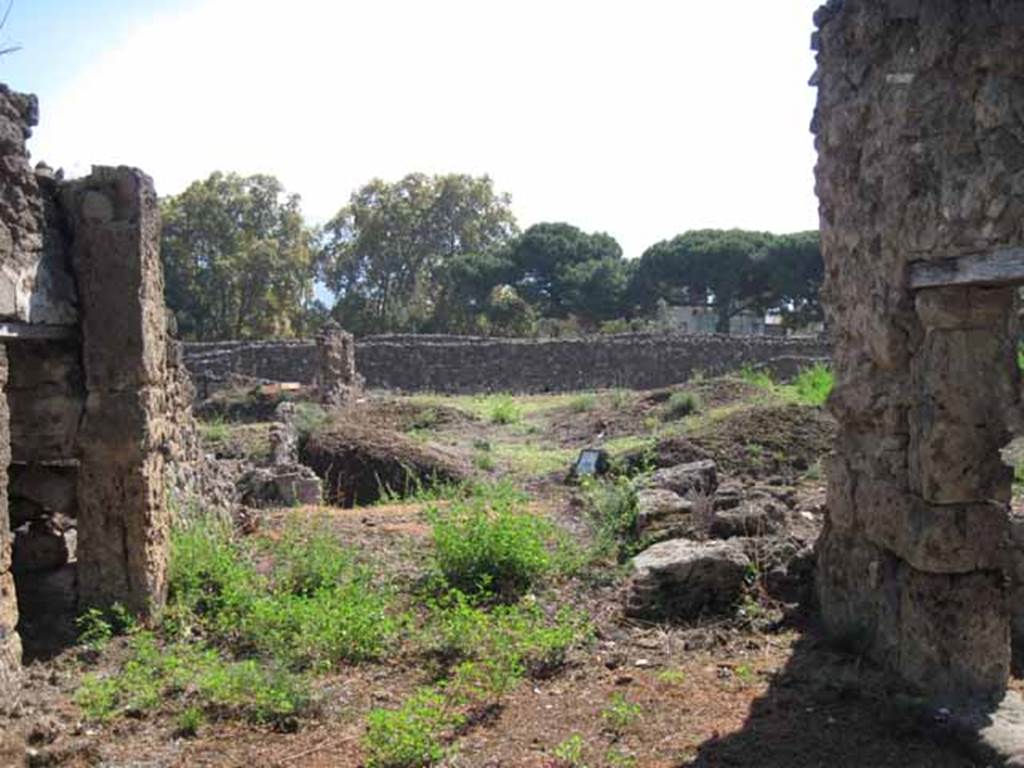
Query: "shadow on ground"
684 621 978 768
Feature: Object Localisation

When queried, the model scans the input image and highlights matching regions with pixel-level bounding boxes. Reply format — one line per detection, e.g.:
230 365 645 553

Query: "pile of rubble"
624 458 820 621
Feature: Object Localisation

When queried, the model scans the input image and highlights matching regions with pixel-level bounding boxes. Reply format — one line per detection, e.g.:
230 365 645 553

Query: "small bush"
553 733 587 766
488 396 522 425
429 489 559 601
601 692 642 735
176 705 205 737
738 365 775 390
364 688 461 768
583 477 639 559
569 394 597 413
789 363 834 407
663 391 702 420
607 389 631 411
292 402 328 437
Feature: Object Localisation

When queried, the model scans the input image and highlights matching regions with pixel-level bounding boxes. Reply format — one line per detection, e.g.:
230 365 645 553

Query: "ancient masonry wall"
184 333 829 395
814 0 1024 701
0 84 210 689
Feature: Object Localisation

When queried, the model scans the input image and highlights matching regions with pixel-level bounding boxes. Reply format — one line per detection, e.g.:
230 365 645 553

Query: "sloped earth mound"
300 422 471 506
690 403 835 479
342 399 476 433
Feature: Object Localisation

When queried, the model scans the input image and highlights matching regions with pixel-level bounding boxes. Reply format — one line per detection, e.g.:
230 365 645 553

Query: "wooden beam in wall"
910 247 1024 290
0 322 76 340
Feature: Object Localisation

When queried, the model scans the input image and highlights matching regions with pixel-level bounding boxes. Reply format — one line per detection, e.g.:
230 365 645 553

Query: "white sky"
27 0 823 260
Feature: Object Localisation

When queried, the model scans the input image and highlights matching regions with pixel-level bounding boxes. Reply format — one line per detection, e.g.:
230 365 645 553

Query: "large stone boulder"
648 459 718 498
625 538 750 621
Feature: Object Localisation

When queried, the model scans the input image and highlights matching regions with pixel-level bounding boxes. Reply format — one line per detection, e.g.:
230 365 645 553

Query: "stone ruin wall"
0 85 211 692
814 0 1024 701
184 332 830 395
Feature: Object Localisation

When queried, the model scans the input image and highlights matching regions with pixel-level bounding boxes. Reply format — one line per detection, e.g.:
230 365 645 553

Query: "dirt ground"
0 378 1005 767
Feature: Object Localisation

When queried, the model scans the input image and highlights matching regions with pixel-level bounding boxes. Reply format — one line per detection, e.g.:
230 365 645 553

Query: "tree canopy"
631 229 822 333
318 173 518 334
161 172 316 341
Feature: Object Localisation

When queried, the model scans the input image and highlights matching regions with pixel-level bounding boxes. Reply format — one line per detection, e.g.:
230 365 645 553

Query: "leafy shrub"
738 365 775 390
582 477 639 559
292 402 328 437
601 692 642 735
553 733 587 766
429 489 559 601
488 396 522 425
789 363 833 407
663 390 702 420
364 688 461 768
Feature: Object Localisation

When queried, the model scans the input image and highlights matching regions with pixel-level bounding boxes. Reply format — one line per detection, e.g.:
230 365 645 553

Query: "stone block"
634 488 695 544
648 459 718 498
625 538 750 621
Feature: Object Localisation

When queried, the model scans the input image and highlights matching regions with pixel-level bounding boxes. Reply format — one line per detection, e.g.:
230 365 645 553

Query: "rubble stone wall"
185 333 829 394
813 0 1024 701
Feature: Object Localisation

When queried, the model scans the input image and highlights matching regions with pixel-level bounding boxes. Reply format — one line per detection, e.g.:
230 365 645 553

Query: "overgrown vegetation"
740 363 833 407
581 477 640 561
488 395 523 425
77 514 402 726
663 390 702 420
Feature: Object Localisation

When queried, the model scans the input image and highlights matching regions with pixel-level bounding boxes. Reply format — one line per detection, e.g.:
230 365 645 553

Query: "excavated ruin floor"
0 377 1016 767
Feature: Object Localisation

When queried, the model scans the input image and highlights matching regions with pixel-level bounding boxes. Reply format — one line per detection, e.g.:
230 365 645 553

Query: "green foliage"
364 688 461 768
487 395 522 425
663 390 702 420
176 705 205 737
1018 343 1024 372
568 394 597 413
582 477 639 559
789 364 833 407
425 589 588 678
167 516 400 671
631 229 822 333
320 173 518 335
601 692 643 735
76 632 307 725
656 668 686 685
428 488 561 601
292 402 328 438
553 733 587 766
738 365 775 391
161 172 317 340
75 604 137 652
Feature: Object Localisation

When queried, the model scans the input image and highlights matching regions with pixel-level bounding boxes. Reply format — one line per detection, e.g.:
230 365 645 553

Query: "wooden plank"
0 322 76 340
910 247 1024 289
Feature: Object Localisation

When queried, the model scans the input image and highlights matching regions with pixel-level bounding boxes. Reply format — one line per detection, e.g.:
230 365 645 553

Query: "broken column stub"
64 168 171 617
814 1 1023 701
316 321 361 406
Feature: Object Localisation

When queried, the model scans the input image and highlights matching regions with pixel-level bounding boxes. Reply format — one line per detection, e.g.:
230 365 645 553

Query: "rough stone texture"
634 489 695 544
184 333 829 396
625 538 750 621
316 321 361 405
0 345 19 694
813 0 1024 700
0 85 77 325
648 460 718 499
12 518 71 574
64 167 171 617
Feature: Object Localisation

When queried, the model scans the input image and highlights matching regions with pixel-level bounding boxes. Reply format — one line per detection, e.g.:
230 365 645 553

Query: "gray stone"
635 488 695 544
710 506 778 539
648 459 717 498
625 538 750 621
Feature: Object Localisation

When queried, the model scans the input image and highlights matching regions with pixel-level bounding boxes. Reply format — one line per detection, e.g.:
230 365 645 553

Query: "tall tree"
318 173 517 334
506 222 628 325
631 229 822 333
161 172 316 340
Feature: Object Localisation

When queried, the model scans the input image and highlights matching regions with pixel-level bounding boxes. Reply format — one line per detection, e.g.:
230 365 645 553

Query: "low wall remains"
184 333 830 394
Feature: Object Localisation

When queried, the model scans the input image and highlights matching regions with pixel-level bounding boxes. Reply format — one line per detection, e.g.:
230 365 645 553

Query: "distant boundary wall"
184 333 830 395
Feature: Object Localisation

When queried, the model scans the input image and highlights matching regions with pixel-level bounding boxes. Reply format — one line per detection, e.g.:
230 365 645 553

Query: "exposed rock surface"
625 538 750 621
634 488 695 544
648 459 718 498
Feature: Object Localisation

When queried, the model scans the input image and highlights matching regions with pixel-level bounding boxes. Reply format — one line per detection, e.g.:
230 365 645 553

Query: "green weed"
788 364 833 407
582 477 639 560
364 688 461 768
428 487 561 602
553 733 587 766
569 394 597 413
488 396 522 425
663 391 702 420
601 692 643 735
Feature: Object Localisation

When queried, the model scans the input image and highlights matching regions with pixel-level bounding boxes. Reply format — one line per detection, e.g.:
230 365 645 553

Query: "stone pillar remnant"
813 0 1024 701
316 321 360 406
65 167 171 617
0 345 20 693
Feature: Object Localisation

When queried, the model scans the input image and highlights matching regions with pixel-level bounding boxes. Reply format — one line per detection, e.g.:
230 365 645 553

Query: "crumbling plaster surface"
814 0 1024 701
